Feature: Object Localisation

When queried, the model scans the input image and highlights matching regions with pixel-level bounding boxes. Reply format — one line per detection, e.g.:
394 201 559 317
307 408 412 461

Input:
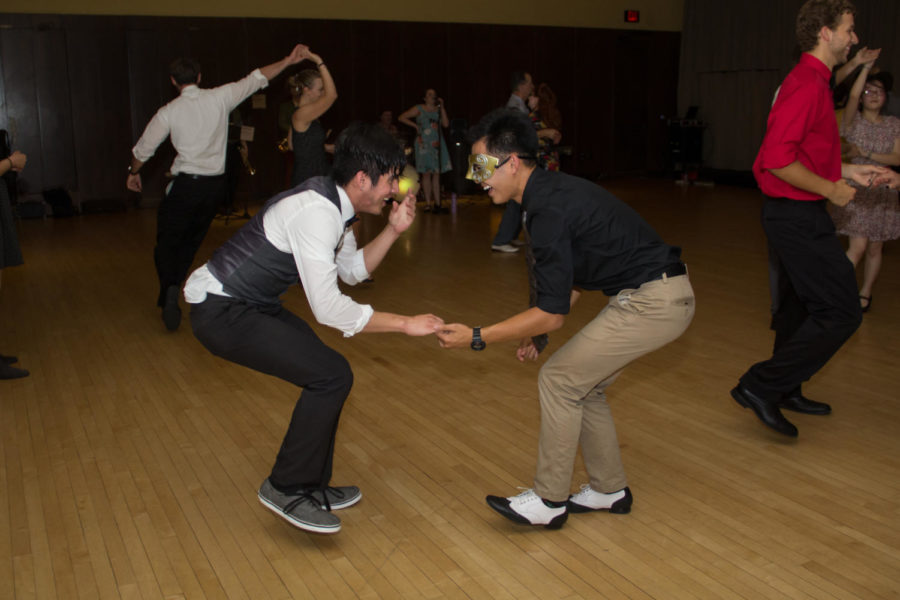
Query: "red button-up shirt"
753 53 841 200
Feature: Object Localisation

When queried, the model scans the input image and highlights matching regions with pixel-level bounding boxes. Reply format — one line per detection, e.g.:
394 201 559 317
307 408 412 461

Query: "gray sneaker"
309 485 362 510
257 479 341 534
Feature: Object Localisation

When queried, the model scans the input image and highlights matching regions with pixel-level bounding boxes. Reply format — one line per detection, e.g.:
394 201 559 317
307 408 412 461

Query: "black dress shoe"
0 354 18 364
731 385 798 437
0 362 29 379
778 394 831 415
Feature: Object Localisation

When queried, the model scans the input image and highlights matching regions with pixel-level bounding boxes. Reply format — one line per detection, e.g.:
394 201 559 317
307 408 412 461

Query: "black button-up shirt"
522 168 682 314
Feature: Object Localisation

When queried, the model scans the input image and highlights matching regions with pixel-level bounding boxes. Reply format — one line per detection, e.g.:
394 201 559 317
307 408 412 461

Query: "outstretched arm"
259 44 307 81
834 46 880 88
769 162 856 207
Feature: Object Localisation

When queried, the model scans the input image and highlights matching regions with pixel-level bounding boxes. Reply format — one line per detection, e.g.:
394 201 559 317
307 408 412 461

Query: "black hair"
510 70 529 93
169 58 201 86
332 121 407 186
864 71 892 114
467 108 539 167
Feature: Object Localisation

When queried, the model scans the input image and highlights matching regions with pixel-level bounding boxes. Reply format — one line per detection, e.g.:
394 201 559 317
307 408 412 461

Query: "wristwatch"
471 327 486 351
128 164 140 175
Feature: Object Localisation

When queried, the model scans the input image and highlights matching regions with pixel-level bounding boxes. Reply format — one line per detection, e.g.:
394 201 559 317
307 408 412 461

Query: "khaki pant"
534 273 695 502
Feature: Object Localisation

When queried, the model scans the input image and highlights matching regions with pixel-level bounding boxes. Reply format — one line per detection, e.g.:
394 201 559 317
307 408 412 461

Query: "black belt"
176 172 225 180
647 262 687 283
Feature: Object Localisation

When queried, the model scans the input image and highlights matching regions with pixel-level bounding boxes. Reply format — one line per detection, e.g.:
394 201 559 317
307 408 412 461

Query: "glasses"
864 87 885 97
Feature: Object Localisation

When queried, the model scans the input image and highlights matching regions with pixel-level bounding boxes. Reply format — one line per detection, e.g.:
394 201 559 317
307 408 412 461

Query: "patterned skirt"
829 183 900 242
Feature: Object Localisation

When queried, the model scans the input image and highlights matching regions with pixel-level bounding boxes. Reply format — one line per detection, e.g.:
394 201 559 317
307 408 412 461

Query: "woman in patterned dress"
399 89 451 212
832 66 900 312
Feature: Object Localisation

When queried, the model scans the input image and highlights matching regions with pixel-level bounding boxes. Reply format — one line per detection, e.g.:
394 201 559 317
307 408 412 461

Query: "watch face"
471 340 486 351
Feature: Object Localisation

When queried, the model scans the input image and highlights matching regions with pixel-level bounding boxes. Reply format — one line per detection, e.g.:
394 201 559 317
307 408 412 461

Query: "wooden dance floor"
2 179 899 599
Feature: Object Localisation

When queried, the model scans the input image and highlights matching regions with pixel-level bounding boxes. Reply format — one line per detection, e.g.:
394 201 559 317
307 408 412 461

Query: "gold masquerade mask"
466 153 507 184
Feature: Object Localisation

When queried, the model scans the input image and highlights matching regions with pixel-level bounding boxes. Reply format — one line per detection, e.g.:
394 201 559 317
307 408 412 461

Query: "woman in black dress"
289 48 338 187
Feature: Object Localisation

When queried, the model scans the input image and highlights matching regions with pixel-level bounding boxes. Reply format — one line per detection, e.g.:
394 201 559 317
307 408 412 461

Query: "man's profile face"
357 172 399 215
827 12 858 64
471 138 515 205
520 73 535 97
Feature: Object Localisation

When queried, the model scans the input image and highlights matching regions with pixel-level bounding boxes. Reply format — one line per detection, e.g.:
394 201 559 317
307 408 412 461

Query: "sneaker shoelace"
283 490 322 514
283 486 347 513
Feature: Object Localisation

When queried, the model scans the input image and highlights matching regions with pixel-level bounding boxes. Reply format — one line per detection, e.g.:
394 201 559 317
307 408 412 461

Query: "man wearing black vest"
185 122 444 534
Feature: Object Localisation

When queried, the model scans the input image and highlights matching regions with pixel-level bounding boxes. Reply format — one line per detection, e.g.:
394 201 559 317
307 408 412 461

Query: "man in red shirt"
733 0 885 437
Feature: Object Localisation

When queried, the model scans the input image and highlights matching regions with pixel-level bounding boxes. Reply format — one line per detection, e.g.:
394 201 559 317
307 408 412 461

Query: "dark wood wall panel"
1 28 42 196
35 28 76 190
0 13 680 203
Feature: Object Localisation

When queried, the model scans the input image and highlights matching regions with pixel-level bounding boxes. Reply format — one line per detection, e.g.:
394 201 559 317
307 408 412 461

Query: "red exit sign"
624 10 640 23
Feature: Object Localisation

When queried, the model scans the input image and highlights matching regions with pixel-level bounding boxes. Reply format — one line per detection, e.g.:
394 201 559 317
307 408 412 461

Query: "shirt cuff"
350 249 369 282
343 304 374 337
251 68 268 87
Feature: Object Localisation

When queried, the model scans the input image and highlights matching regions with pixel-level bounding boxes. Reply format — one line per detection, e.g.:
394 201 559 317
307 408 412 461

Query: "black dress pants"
740 198 862 400
190 295 353 490
154 175 224 306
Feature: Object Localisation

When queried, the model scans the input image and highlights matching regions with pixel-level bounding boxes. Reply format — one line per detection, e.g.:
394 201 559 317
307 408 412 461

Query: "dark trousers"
191 295 353 490
740 198 862 400
154 175 224 306
492 200 522 245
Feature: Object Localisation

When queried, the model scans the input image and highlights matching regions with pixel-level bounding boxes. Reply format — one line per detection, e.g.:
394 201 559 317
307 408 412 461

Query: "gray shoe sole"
258 492 342 534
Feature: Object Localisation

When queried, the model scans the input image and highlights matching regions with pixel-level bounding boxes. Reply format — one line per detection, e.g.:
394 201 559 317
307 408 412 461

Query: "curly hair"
795 0 856 53
536 83 562 131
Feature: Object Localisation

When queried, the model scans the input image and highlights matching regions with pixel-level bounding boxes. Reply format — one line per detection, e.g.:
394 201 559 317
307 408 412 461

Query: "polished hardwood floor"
1 179 899 599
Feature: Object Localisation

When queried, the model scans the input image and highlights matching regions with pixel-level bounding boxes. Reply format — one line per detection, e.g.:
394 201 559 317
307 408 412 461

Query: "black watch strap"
471 326 486 351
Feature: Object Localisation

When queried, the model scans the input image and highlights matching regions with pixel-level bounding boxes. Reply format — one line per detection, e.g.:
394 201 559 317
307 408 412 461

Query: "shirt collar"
521 167 546 212
336 185 358 228
799 53 833 83
180 84 200 97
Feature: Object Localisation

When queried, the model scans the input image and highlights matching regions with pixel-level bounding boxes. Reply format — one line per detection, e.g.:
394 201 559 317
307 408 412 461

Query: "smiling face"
469 138 517 205
825 12 858 65
862 80 886 111
354 172 399 215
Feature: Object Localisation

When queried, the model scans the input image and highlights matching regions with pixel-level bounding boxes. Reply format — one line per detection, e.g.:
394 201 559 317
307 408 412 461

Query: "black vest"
207 176 347 306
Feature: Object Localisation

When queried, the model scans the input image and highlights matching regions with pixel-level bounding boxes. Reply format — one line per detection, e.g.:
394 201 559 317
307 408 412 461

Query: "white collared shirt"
184 185 374 337
132 69 268 176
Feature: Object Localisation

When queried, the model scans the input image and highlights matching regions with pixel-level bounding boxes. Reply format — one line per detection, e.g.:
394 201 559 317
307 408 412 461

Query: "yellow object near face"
465 153 503 184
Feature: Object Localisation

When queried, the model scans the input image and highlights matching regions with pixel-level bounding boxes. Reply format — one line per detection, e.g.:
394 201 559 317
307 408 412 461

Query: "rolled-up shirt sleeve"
217 68 269 110
757 82 817 171
333 231 371 285
281 201 373 337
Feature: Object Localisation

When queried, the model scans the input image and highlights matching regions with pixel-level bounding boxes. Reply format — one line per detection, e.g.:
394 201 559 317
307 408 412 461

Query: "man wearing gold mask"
438 109 695 529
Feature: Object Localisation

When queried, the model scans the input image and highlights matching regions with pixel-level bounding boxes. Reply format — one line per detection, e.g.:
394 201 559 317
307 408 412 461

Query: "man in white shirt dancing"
185 122 443 534
127 44 307 330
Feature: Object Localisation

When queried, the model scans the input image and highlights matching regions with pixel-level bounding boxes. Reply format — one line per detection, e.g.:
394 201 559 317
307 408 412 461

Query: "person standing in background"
0 140 28 379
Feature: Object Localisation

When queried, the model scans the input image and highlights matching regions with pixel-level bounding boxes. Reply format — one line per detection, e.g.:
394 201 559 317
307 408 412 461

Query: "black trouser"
740 197 862 400
190 295 353 489
154 174 224 306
